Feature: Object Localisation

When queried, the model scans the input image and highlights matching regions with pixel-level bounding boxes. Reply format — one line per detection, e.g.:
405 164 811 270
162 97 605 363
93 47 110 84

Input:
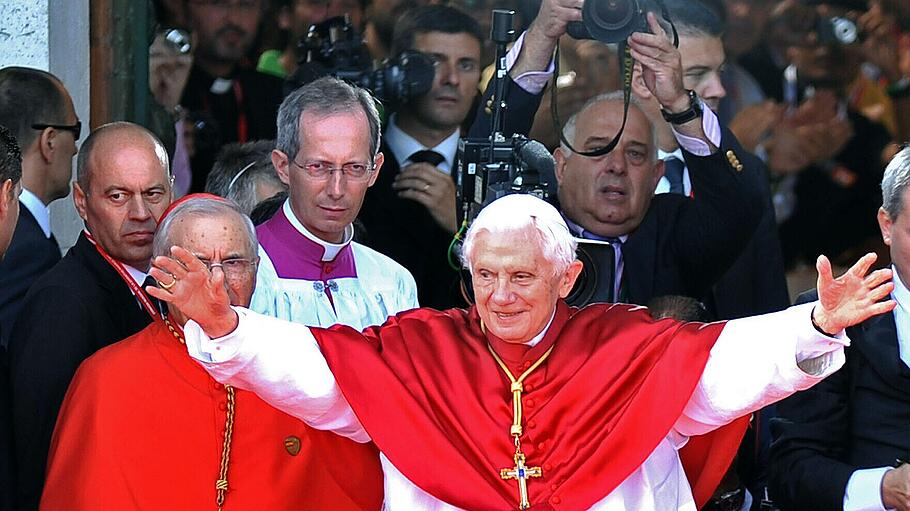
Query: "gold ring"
159 275 177 290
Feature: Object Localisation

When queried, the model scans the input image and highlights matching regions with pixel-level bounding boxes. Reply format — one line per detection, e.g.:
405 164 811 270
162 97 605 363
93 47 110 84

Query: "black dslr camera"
565 0 670 43
288 15 436 104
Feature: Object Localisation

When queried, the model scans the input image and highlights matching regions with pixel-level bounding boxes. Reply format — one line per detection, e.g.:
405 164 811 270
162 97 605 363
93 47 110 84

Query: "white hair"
461 194 578 276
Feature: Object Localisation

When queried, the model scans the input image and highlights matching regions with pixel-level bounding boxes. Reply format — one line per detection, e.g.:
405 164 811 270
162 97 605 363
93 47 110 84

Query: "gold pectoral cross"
486 337 554 511
500 451 542 510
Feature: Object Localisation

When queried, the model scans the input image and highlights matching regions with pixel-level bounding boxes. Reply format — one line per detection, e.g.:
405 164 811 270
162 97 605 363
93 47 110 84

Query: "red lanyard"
83 231 161 322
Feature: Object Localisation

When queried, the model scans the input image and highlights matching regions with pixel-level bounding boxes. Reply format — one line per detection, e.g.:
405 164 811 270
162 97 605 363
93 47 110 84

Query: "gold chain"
165 317 236 511
486 343 555 439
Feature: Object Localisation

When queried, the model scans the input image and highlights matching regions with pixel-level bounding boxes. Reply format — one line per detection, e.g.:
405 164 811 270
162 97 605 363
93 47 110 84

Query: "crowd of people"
2 0 910 509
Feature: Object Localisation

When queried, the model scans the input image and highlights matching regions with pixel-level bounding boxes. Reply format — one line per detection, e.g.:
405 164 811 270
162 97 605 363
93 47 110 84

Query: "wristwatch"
660 90 703 125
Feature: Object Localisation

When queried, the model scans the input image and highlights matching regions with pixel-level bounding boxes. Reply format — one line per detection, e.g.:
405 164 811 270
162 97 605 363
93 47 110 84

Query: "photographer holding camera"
359 5 485 309
496 0 765 306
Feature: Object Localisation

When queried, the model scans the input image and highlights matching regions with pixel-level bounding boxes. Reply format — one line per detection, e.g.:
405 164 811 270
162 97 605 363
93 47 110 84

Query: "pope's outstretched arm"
146 246 369 443
675 253 896 437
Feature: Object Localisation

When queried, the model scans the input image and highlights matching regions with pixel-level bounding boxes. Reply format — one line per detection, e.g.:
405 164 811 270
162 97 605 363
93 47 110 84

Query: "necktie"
408 149 445 167
664 156 685 195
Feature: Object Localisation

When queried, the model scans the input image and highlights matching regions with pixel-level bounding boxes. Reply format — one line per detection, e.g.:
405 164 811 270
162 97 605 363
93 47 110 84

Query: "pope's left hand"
812 253 895 335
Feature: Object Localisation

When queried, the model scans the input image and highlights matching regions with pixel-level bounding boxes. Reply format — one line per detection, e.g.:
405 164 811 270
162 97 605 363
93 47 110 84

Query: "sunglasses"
31 120 82 142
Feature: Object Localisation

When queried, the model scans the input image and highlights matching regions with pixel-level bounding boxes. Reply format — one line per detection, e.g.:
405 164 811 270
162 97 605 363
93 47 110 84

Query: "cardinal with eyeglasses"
40 195 384 511
148 192 895 511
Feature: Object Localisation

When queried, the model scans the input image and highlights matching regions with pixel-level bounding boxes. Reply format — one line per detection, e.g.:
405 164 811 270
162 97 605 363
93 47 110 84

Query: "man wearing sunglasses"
0 67 79 349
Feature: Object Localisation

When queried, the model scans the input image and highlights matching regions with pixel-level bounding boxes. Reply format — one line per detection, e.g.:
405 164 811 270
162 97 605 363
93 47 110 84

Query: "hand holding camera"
627 12 687 115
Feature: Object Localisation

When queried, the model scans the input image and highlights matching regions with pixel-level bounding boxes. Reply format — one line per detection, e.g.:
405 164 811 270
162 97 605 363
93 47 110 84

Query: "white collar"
655 149 692 196
122 264 147 286
891 266 910 367
19 188 51 238
282 199 353 261
893 265 910 314
523 309 557 348
385 115 460 175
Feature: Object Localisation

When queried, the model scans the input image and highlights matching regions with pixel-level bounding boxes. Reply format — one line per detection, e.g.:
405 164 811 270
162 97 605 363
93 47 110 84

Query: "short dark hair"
0 67 68 152
662 0 726 38
390 5 484 56
205 140 285 214
0 125 23 188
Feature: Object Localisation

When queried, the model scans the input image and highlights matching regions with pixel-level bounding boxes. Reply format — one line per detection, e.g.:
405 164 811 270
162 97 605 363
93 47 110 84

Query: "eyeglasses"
198 257 259 276
32 120 82 142
291 160 375 180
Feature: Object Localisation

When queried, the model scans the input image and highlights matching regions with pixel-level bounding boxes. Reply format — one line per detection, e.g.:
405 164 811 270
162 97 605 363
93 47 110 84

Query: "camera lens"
830 17 858 45
589 0 634 29
579 0 640 43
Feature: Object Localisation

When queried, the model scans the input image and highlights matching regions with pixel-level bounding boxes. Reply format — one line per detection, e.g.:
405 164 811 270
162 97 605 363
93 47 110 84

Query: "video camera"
456 135 557 224
287 15 436 104
455 10 556 225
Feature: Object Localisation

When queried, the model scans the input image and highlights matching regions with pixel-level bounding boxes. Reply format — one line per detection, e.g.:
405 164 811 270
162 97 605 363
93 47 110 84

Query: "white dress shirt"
385 116 461 175
18 188 51 238
185 302 847 510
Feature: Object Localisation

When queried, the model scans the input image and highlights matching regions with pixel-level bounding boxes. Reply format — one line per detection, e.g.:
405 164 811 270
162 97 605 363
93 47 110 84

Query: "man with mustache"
8 122 173 510
359 5 484 309
181 0 284 192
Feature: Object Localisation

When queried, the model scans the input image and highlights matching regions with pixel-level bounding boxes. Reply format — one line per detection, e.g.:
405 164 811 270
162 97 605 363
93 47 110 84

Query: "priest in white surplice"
253 78 418 330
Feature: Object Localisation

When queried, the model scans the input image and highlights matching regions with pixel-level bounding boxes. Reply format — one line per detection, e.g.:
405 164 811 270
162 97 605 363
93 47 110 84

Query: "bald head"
76 122 170 190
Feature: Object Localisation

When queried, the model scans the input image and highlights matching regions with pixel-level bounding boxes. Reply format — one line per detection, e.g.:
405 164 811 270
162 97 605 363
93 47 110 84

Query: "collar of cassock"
477 301 570 370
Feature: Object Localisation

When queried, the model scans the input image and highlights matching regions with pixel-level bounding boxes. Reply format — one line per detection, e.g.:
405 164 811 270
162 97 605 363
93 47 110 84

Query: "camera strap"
550 41 634 158
551 0 678 158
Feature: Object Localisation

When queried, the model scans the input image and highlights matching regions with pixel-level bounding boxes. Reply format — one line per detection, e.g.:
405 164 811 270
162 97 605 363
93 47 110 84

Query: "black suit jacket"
8 233 153 510
359 141 465 309
707 152 790 320
769 290 909 510
0 343 14 511
620 142 764 305
0 205 60 347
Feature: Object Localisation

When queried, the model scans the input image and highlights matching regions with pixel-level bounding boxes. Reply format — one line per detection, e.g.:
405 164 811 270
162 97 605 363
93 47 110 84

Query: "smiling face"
470 229 581 344
555 100 663 238
272 109 382 243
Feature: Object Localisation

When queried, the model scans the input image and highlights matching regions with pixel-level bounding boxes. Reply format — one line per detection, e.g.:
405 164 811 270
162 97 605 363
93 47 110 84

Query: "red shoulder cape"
315 301 748 510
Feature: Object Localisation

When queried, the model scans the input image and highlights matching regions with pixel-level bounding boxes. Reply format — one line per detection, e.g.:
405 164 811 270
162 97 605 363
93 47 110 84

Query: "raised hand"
146 245 239 338
627 12 687 114
812 253 895 335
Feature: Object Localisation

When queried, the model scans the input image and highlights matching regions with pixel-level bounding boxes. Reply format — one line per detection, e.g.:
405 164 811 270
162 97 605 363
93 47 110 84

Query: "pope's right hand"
146 245 239 338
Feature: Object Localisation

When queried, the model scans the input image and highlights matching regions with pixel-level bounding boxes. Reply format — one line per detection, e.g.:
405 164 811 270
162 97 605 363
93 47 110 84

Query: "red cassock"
41 321 383 511
315 301 749 510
